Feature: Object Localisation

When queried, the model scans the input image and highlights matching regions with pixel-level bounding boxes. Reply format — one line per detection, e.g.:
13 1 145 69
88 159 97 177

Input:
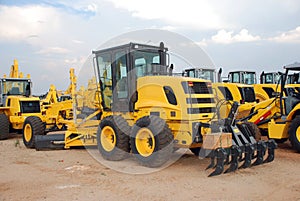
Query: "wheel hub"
24 124 32 142
296 126 300 142
101 126 116 152
135 128 155 157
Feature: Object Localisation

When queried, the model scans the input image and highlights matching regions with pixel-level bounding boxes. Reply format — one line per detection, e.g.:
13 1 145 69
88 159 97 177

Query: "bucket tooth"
225 145 242 174
224 154 230 165
240 144 254 169
206 156 216 170
253 141 267 166
264 139 277 163
208 148 227 177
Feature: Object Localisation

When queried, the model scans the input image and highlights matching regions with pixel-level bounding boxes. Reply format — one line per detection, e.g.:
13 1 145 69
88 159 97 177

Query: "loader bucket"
35 134 65 150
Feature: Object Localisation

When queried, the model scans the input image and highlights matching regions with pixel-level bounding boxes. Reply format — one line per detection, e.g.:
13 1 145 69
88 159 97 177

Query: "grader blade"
208 148 227 177
35 134 65 150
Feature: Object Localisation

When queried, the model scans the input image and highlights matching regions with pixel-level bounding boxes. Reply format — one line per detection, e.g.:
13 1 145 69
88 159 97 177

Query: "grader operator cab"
244 62 300 152
34 42 276 176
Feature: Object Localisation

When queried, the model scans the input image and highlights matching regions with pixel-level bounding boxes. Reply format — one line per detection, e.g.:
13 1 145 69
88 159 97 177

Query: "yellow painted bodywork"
64 76 220 149
253 84 279 102
212 82 256 119
268 119 290 139
0 96 42 130
247 96 300 139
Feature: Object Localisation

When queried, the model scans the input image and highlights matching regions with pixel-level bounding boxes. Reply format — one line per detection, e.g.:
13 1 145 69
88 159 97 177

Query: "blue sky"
0 0 300 94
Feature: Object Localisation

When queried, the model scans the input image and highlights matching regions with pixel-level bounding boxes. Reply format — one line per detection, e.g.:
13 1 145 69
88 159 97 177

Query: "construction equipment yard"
0 133 299 201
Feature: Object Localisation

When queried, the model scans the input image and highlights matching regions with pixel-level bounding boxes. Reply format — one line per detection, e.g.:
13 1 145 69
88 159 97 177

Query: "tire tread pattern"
0 114 9 140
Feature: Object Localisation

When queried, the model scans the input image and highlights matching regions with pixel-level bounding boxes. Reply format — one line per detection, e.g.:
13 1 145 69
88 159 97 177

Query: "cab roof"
284 62 300 71
92 42 168 55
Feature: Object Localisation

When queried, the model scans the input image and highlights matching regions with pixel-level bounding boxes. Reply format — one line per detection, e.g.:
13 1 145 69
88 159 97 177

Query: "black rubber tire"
288 116 300 152
189 147 201 156
130 116 174 168
22 116 45 148
97 115 130 161
243 122 262 141
0 113 9 140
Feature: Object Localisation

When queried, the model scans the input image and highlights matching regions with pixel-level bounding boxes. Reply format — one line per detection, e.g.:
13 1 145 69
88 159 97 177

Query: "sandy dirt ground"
1 133 300 201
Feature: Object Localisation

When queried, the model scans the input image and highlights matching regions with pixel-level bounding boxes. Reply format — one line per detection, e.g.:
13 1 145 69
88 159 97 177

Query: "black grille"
186 98 215 104
217 86 233 101
182 82 212 94
238 87 255 102
187 107 215 114
262 87 275 98
20 101 41 113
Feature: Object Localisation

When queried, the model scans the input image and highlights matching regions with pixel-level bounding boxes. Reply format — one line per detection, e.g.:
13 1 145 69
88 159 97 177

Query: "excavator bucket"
203 101 277 177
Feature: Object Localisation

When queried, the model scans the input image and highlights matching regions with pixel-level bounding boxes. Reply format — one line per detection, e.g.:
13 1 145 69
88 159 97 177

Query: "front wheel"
97 115 130 161
288 116 300 152
0 114 9 140
131 116 174 168
23 116 45 148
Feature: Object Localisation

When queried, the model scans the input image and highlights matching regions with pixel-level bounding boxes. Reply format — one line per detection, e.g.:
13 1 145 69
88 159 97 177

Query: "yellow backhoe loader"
32 42 276 176
242 62 300 152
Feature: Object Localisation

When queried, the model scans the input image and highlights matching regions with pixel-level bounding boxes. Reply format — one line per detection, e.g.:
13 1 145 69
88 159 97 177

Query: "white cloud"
195 39 208 47
83 3 98 13
105 0 225 30
0 5 61 42
270 26 300 43
35 47 70 54
211 29 261 44
72 39 85 44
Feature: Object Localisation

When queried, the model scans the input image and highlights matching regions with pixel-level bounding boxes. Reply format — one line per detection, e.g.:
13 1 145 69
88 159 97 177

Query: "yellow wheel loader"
34 42 276 176
184 68 257 119
243 62 300 152
227 70 281 102
0 59 41 140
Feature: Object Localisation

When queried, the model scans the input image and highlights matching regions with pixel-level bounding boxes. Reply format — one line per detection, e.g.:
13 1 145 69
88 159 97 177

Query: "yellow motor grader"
242 63 300 152
0 60 75 145
22 68 76 148
32 42 276 176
